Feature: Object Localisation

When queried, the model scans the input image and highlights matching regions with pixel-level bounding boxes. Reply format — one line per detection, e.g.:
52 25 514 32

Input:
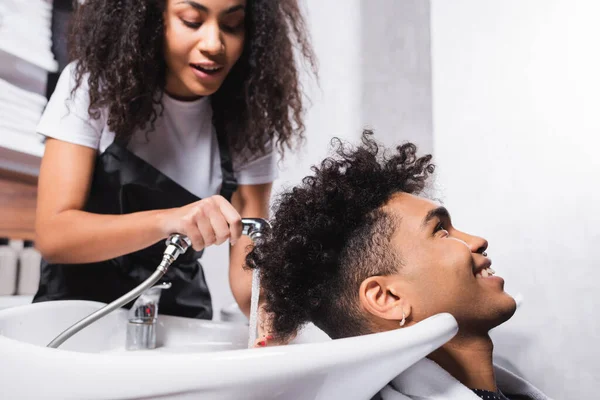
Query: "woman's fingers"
214 195 243 245
168 195 242 251
180 211 205 251
206 200 231 246
185 196 242 250
194 199 219 247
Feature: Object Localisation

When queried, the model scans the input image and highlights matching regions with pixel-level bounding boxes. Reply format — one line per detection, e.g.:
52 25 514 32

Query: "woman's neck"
427 334 497 392
164 89 204 102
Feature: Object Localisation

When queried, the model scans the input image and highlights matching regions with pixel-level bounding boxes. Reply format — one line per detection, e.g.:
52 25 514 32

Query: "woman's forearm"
35 140 171 264
229 236 254 316
35 209 167 264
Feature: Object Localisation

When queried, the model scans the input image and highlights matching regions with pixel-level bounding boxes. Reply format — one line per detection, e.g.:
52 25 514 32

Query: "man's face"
384 193 516 332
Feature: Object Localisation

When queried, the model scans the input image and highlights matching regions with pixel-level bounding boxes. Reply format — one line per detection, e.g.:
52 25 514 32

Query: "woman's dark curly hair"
246 131 435 340
69 0 316 157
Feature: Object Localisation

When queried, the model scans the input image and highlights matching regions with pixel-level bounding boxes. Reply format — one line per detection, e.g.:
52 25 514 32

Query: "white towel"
380 358 552 400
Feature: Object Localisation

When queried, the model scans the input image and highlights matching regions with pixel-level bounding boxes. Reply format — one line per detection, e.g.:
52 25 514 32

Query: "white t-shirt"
37 62 278 199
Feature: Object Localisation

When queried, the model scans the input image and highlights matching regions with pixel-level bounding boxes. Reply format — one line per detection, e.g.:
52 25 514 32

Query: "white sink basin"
0 300 458 400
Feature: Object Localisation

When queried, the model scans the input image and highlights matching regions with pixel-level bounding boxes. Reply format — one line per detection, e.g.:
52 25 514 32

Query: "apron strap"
214 118 238 202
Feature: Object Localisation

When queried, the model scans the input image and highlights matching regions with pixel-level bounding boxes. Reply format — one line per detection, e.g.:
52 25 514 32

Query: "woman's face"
163 0 246 99
379 193 517 332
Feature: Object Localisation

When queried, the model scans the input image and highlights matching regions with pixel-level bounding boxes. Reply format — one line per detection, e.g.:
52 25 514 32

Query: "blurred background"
0 0 598 398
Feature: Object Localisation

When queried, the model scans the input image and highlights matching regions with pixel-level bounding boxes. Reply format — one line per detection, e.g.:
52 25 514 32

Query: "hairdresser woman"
32 0 316 319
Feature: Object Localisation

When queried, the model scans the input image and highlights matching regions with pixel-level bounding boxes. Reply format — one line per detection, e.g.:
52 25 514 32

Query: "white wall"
431 1 600 398
202 0 363 319
272 0 363 194
204 0 434 321
361 0 433 153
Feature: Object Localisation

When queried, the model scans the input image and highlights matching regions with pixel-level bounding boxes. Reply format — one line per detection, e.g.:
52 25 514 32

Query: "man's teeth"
476 267 495 278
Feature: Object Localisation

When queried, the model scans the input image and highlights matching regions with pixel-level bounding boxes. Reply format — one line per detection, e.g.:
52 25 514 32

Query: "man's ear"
359 276 412 326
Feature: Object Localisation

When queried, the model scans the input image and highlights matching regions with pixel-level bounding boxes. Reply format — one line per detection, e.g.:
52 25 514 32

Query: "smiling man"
246 131 550 400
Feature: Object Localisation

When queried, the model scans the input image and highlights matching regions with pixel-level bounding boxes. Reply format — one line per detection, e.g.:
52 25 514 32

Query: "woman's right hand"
157 195 243 251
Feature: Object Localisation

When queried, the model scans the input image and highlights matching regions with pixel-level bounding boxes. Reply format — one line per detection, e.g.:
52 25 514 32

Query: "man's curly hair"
246 131 435 340
68 0 316 157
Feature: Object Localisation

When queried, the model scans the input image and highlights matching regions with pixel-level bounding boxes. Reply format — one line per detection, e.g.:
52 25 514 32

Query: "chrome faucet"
126 282 172 350
47 219 270 350
47 234 191 349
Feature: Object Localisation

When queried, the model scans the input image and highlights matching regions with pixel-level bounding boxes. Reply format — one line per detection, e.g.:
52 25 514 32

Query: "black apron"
33 132 238 320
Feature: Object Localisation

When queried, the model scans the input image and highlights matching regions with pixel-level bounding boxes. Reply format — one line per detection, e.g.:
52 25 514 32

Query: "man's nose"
455 230 488 254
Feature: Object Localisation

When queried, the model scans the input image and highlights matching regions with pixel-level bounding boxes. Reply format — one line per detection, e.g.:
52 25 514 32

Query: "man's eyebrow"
178 1 245 14
421 206 450 229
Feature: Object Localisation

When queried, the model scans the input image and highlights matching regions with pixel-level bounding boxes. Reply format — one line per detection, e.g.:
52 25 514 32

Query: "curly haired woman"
247 132 550 399
33 0 317 320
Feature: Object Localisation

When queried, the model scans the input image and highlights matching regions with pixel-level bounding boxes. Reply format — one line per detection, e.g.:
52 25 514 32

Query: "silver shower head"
241 218 271 241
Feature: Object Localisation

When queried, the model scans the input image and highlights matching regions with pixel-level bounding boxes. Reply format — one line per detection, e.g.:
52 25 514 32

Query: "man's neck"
427 333 497 392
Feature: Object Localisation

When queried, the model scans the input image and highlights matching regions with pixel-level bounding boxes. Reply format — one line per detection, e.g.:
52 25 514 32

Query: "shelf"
0 49 48 96
0 131 44 176
0 0 58 74
0 43 58 74
0 131 44 157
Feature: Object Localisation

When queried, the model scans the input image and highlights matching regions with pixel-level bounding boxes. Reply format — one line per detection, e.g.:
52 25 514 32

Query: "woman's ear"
359 276 412 327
